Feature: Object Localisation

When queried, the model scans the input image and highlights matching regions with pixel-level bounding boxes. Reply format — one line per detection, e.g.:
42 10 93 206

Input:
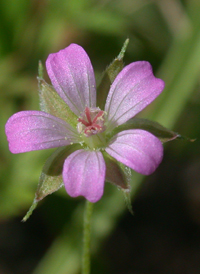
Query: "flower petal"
5 111 79 153
46 44 96 116
63 149 106 202
105 129 163 175
105 61 164 129
36 144 81 202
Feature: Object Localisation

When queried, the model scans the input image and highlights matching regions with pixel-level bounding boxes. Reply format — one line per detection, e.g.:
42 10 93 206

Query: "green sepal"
36 144 81 202
38 61 78 128
102 151 131 190
103 151 133 214
22 201 38 222
22 144 81 221
119 163 133 214
97 39 129 109
123 189 134 215
109 118 182 143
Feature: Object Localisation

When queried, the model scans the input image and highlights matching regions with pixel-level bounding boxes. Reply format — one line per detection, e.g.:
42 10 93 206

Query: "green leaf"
38 61 78 128
97 39 129 109
109 118 181 143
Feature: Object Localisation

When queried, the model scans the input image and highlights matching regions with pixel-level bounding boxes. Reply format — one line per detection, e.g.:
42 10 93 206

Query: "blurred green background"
1 0 200 273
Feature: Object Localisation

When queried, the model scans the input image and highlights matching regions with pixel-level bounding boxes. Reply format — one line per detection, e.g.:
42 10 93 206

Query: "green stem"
82 200 93 274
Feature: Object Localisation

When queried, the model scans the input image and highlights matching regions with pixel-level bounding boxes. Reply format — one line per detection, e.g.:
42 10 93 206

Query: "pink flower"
5 44 164 203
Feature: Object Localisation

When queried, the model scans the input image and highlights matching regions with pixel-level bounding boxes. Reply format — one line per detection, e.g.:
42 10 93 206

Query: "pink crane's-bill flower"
5 44 164 203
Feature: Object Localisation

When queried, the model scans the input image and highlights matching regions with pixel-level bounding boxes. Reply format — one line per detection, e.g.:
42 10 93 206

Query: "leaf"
38 61 78 128
109 118 182 143
97 39 129 109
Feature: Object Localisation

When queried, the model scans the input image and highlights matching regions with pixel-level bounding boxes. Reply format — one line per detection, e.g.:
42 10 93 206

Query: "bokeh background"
1 0 200 273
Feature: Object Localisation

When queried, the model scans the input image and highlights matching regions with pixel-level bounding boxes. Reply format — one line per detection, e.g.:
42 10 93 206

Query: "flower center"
77 107 106 137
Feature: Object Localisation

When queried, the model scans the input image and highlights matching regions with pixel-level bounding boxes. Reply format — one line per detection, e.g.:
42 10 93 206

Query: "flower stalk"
82 200 93 274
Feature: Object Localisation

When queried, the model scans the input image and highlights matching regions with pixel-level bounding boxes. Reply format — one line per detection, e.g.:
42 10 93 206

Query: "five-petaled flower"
5 44 164 203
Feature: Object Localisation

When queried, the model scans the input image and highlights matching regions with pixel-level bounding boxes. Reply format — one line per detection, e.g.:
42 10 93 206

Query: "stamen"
85 107 92 124
78 117 90 127
92 110 105 124
77 107 106 137
93 124 101 130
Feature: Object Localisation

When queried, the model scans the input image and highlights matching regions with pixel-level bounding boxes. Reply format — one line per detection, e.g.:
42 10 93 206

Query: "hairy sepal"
36 144 81 201
97 39 129 109
103 151 133 214
38 61 77 127
103 151 131 190
22 144 81 221
109 118 181 143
